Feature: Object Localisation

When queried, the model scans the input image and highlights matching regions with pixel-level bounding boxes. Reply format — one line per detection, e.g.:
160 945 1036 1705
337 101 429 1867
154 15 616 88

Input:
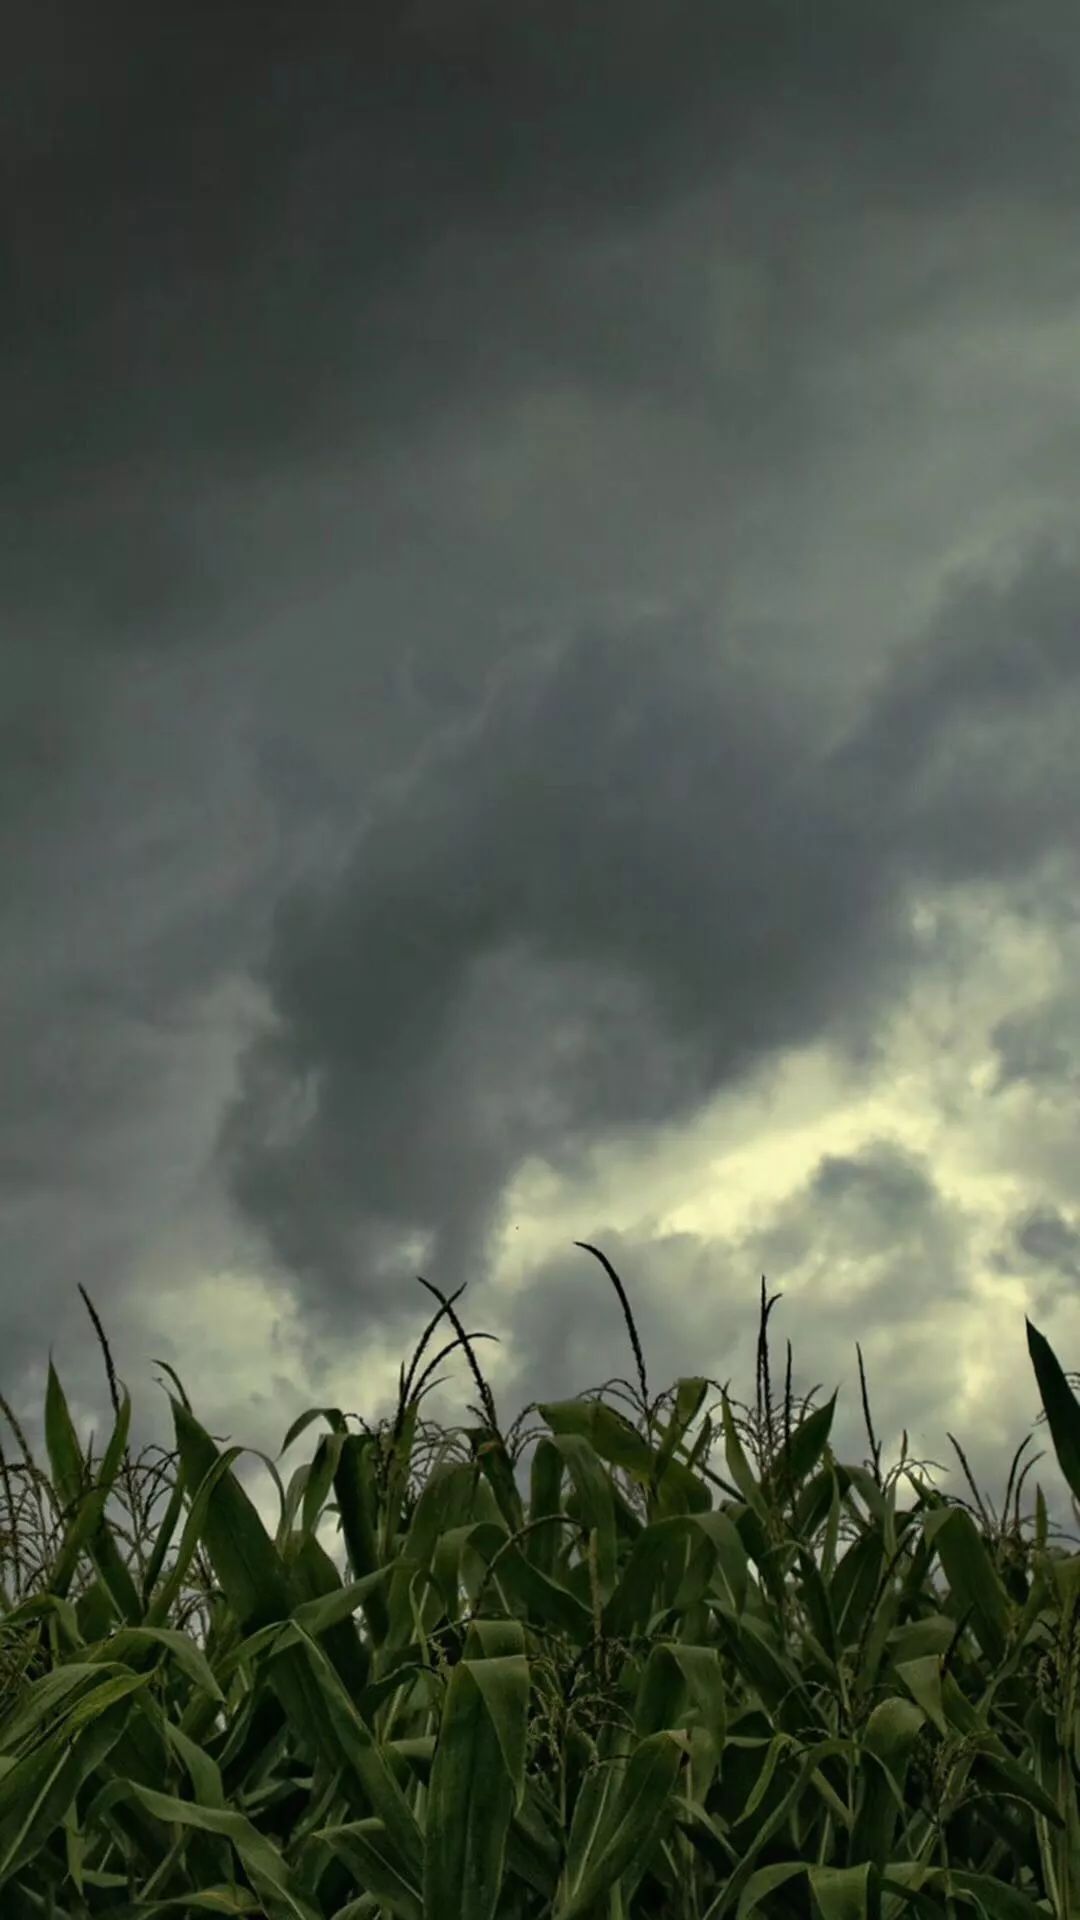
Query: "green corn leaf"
894 1655 949 1738
432 1521 486 1616
0 1655 166 1886
43 1357 87 1520
162 1718 227 1809
137 1462 189 1613
0 1592 82 1655
603 1508 747 1640
277 1404 350 1458
794 1462 839 1555
90 1891 263 1916
880 1863 1055 1918
501 1778 563 1902
886 1616 955 1665
850 1697 925 1870
539 1391 711 1516
300 1429 348 1542
1026 1318 1080 1507
671 1792 738 1879
922 1506 1010 1667
290 1622 424 1884
525 1437 565 1579
554 1729 685 1920
170 1398 294 1631
284 1527 371 1701
422 1648 529 1920
464 1427 527 1535
733 1860 807 1917
74 1576 117 1647
381 1461 496 1654
223 1563 413 1676
457 1519 593 1634
838 1461 893 1531
650 1376 709 1496
720 1392 770 1524
168 1399 353 1791
830 1530 885 1644
538 1398 654 1476
600 1515 692 1640
634 1641 727 1750
0 1682 149 1888
459 1609 527 1669
85 1624 225 1705
777 1391 839 1495
810 1861 880 1920
702 1737 854 1920
332 1432 391 1645
895 1655 995 1745
741 1732 798 1823
860 1698 926 1777
795 1545 838 1662
42 1369 141 1624
542 1433 618 1599
972 1743 1065 1827
93 1781 324 1920
733 1860 880 1920
712 1608 819 1730
559 1727 622 1907
278 1459 314 1547
143 1442 259 1629
309 1818 423 1920
0 1661 115 1756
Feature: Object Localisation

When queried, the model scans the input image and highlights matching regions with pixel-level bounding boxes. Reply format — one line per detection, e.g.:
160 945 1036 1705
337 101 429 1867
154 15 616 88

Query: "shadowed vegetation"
2 1248 1080 1917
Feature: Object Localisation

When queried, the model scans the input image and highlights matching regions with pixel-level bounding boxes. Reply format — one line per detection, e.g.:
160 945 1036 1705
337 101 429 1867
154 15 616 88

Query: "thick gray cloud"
990 996 1080 1097
217 540 1080 1351
214 612 889 1343
5 1 1080 1564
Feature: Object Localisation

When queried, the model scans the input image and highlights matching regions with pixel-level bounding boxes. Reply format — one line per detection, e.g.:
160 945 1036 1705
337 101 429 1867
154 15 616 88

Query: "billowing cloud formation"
217 536 1080 1373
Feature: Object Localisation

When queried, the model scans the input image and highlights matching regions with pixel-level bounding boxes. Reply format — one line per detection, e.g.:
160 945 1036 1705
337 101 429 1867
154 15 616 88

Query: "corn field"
3 1242 1080 1918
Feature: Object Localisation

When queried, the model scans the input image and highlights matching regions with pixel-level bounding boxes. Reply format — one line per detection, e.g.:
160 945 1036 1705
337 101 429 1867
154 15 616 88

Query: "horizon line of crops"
4 1244 1080 1915
3 1253 1077 1642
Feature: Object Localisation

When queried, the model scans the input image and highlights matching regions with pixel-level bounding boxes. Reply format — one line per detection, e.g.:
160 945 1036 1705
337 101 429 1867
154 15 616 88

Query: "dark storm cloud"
1013 1205 1080 1280
822 536 1080 886
988 1204 1080 1325
216 535 1080 1366
213 609 869 1347
10 0 1077 511
9 0 1080 680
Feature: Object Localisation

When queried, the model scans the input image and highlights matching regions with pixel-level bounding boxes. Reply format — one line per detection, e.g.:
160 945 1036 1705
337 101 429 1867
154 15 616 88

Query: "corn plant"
1 1246 1079 1918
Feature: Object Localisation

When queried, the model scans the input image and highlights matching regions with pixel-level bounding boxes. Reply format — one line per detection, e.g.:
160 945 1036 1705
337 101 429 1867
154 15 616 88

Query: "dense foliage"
3 1245 1080 1918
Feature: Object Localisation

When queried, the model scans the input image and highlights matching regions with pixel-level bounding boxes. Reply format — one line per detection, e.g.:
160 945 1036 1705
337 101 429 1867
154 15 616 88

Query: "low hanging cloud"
215 535 1080 1374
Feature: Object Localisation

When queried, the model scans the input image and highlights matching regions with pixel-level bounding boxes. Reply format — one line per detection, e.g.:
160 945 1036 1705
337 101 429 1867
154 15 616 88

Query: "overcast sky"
6 1 1080 1577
